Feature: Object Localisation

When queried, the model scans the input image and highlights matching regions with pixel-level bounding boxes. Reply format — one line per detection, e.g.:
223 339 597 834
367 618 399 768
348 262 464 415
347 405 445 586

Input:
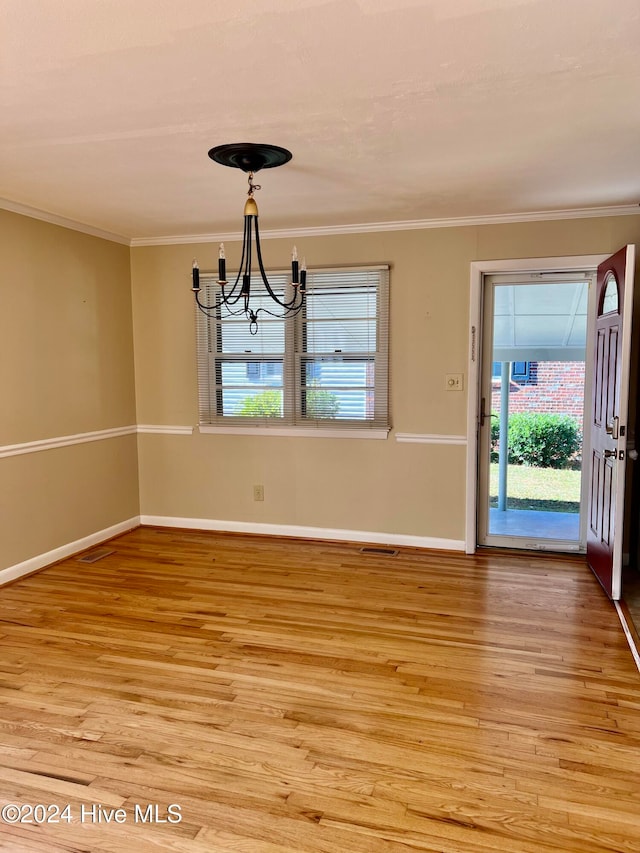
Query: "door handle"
480 398 498 427
606 416 619 438
603 449 618 459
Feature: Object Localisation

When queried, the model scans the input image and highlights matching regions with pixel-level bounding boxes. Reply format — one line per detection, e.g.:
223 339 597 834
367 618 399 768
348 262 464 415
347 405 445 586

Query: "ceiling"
2 0 640 243
493 280 588 361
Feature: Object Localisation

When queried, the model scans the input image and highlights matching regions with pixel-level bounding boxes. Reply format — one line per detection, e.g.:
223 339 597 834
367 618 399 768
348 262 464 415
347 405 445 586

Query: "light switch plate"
445 373 464 391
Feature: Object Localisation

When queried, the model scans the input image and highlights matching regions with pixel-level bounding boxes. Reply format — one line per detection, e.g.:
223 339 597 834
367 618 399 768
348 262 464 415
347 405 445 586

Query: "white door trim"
465 254 610 554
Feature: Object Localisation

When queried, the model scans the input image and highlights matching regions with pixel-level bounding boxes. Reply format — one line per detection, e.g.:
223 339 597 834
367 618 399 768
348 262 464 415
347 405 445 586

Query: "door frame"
465 254 608 554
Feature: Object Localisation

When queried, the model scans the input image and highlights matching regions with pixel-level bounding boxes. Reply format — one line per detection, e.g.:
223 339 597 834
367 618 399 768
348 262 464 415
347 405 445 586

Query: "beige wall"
0 211 139 571
131 213 640 544
4 206 639 568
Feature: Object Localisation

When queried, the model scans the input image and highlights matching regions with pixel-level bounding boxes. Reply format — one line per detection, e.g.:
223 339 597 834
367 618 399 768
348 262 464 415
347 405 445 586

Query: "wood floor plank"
0 527 639 851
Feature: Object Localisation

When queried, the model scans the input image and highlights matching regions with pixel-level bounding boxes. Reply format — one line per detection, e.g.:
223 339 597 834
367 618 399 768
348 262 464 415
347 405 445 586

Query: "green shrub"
235 386 340 419
490 415 500 462
507 413 581 469
236 390 282 417
305 386 340 419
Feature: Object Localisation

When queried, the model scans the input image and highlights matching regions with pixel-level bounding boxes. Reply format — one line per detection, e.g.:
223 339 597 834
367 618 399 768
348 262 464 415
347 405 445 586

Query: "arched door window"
600 271 619 315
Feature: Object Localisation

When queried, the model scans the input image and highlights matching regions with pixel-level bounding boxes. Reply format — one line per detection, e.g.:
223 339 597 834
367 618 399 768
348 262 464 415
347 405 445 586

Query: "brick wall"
491 361 585 428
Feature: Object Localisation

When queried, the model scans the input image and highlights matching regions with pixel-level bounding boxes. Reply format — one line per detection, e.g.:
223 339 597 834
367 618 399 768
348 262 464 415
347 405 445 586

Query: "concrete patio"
489 507 580 541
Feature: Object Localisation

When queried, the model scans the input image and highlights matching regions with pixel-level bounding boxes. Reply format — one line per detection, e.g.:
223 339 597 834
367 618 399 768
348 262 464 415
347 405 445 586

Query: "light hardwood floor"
0 527 639 852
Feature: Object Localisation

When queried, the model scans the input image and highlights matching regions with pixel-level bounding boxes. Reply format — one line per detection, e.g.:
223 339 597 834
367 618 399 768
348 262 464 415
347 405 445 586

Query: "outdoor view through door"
478 275 591 550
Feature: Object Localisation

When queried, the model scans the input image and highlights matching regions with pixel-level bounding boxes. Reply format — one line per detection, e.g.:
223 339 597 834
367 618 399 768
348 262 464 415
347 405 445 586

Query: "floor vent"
359 546 398 556
76 548 115 564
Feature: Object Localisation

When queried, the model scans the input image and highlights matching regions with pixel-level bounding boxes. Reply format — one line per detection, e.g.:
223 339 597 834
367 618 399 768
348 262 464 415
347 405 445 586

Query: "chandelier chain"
247 172 261 197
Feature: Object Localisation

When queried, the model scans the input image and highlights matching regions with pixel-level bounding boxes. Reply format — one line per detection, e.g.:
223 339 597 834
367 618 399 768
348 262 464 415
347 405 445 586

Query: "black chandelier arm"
194 278 246 314
218 217 250 307
247 300 306 321
194 284 247 318
192 280 244 313
193 290 220 314
197 285 305 325
254 219 304 311
197 298 260 324
241 214 251 283
218 273 245 307
195 298 232 319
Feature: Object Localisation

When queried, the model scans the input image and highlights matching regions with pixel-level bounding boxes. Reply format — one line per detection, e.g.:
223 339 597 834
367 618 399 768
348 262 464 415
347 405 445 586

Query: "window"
600 272 619 315
511 361 531 381
492 360 531 381
195 266 389 434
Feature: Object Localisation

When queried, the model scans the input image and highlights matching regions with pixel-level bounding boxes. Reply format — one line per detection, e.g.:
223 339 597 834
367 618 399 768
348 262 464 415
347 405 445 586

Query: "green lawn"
489 464 581 513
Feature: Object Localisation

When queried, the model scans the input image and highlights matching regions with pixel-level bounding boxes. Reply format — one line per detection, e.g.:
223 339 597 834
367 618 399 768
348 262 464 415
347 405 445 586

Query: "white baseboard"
1 515 464 588
0 517 140 587
614 600 640 674
140 515 465 552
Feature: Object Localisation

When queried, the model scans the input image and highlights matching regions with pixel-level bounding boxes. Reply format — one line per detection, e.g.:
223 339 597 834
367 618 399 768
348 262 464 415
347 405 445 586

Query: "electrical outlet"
445 373 464 391
253 484 265 502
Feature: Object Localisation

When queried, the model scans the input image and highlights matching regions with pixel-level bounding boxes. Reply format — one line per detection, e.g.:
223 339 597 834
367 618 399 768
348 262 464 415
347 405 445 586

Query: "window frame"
195 265 390 438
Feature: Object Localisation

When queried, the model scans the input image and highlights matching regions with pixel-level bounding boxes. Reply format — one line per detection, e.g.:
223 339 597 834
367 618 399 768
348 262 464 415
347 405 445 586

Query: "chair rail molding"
0 426 137 459
395 433 467 445
0 424 197 459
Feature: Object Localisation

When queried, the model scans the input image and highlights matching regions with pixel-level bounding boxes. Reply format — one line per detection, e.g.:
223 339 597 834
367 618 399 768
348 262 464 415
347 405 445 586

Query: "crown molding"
130 204 640 247
0 198 130 245
2 196 639 247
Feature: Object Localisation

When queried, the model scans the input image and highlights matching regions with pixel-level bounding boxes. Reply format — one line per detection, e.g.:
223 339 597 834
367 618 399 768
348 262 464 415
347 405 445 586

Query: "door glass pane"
601 273 619 315
487 282 588 542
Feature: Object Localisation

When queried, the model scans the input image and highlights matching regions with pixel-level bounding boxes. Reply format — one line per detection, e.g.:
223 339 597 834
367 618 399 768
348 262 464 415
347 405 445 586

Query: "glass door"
477 272 595 551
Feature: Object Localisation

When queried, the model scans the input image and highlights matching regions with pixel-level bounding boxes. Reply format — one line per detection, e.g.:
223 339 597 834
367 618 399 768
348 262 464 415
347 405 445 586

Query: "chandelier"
191 143 306 334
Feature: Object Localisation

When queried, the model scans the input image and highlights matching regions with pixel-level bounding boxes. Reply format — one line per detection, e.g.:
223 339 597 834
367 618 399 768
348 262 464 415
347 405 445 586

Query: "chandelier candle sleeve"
192 260 200 291
300 258 307 292
218 244 226 283
292 246 299 284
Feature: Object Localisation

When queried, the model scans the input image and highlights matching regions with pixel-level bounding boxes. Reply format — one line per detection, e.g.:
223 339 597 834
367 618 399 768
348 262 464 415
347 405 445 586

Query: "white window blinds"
195 265 389 431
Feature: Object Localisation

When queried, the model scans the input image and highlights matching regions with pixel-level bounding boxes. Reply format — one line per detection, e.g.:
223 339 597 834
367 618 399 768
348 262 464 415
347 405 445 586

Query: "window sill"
198 425 390 439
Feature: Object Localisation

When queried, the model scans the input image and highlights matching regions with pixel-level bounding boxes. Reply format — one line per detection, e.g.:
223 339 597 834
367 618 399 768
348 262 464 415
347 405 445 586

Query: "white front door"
477 271 595 551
